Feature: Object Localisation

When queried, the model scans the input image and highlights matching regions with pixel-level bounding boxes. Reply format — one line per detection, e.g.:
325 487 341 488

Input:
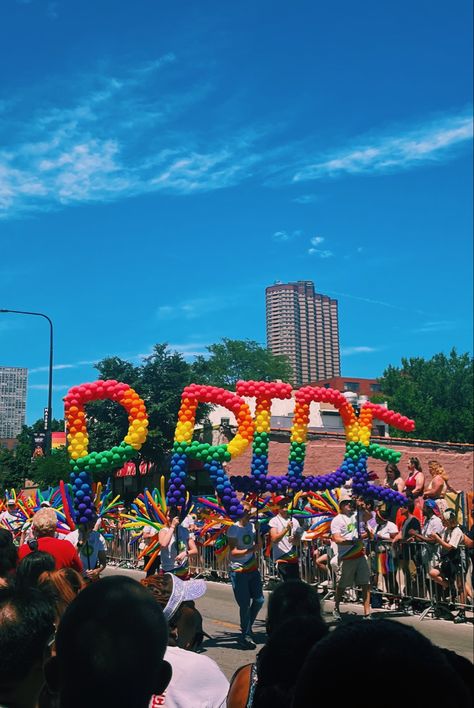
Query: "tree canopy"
379 349 473 443
192 338 292 389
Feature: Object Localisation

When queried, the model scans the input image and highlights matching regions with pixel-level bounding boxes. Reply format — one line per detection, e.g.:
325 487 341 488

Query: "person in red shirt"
18 508 82 573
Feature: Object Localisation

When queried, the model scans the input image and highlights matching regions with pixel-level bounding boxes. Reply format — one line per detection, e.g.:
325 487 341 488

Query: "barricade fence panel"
106 532 472 617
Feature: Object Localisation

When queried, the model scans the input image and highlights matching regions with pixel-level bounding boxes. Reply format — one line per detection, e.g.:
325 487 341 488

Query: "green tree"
29 449 70 487
0 447 23 491
379 349 473 442
85 345 204 476
192 338 293 389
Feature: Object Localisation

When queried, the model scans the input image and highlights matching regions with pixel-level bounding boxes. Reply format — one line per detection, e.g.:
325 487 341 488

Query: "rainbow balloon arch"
64 379 414 523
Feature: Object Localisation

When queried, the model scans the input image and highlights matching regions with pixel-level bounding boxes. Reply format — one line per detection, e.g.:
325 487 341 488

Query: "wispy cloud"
29 384 71 391
273 229 302 243
329 289 426 315
341 346 379 356
0 57 471 220
293 113 473 182
29 363 76 374
292 194 318 204
307 235 333 258
412 320 456 333
156 296 233 320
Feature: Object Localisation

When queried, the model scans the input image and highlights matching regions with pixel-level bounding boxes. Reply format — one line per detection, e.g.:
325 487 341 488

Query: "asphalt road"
104 566 474 679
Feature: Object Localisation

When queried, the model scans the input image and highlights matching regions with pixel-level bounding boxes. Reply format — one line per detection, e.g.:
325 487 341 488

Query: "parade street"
104 567 474 677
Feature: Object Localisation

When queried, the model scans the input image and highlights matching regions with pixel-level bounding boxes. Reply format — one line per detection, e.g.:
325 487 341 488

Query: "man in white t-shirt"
330 496 371 621
140 524 160 577
409 499 444 570
268 497 302 581
0 500 22 537
66 520 107 581
227 503 264 649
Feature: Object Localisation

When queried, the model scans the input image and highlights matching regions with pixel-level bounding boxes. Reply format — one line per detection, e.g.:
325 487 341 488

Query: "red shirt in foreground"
18 536 83 573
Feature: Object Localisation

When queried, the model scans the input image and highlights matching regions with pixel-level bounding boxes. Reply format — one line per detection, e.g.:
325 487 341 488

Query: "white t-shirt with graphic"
227 522 255 571
330 513 363 560
268 515 301 561
66 530 107 572
150 645 229 707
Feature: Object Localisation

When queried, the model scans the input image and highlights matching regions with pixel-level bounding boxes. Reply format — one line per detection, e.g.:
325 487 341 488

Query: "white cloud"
292 194 318 204
29 384 71 391
293 113 473 182
308 247 333 258
310 236 324 246
412 321 455 333
29 363 76 374
273 229 302 243
341 346 379 355
156 296 232 320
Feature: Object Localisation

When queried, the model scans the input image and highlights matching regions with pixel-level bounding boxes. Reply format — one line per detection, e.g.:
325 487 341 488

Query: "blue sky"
0 0 472 424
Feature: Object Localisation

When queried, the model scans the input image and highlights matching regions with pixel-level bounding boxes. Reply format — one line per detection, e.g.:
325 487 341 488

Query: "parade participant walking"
66 519 107 582
330 496 371 620
140 524 161 577
268 496 302 581
227 502 265 649
18 509 83 573
159 506 198 579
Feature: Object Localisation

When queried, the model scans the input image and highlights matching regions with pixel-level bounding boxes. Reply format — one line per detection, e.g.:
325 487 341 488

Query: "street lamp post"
0 309 54 454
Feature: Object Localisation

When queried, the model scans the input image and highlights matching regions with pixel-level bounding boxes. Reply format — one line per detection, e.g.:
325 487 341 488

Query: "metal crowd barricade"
105 529 472 620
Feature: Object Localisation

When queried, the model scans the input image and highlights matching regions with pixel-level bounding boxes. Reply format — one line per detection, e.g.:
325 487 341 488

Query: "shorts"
337 556 370 589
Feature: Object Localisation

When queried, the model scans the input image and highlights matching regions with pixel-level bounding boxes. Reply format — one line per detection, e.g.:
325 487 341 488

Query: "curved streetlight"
0 309 54 454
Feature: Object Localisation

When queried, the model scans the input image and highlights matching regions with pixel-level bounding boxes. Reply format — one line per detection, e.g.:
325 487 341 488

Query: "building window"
344 381 360 391
370 383 382 392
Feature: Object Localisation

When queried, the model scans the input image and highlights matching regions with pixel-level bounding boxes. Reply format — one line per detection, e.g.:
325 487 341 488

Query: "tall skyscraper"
0 367 27 438
266 280 340 386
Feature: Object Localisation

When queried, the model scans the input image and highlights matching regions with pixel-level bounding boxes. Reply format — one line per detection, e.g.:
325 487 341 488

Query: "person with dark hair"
392 499 422 608
252 616 327 708
227 503 265 649
268 497 303 581
371 506 399 604
0 527 18 586
159 505 198 579
18 509 82 573
403 457 425 499
16 551 56 590
383 463 404 494
141 573 229 707
44 576 171 708
292 619 471 708
330 496 371 620
65 519 107 582
0 584 56 708
227 580 324 708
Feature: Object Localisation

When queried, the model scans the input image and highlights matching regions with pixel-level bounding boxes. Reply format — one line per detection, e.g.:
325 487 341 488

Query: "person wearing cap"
268 497 303 581
330 495 371 621
227 502 264 649
65 518 107 582
429 510 467 623
18 508 83 572
20 500 55 546
408 499 444 572
0 499 22 537
141 573 229 707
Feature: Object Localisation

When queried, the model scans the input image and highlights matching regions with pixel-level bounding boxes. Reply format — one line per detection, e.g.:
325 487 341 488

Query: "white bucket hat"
163 573 206 621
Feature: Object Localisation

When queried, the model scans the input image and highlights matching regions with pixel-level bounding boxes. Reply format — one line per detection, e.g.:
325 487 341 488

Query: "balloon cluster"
171 385 254 517
236 381 292 488
64 380 148 524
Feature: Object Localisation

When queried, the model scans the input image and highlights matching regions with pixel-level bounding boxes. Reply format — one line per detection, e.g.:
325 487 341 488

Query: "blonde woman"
424 461 450 513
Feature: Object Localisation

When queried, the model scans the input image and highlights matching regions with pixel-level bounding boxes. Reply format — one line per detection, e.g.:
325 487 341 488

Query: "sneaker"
332 609 341 621
237 635 256 649
362 614 372 621
453 612 467 624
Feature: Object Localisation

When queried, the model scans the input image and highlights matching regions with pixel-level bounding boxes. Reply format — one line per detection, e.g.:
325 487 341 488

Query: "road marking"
208 618 240 629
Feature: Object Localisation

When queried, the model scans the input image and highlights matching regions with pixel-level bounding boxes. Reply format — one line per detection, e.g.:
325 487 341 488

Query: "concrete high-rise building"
266 280 340 386
0 367 27 438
